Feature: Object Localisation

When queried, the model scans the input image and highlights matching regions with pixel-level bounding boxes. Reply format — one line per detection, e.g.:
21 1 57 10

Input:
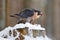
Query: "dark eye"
37 11 41 15
38 11 43 16
38 13 40 15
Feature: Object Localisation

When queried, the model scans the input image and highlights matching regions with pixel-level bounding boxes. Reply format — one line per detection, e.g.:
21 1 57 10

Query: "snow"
0 26 20 40
24 35 52 40
13 23 25 29
0 22 52 40
0 26 12 37
25 22 45 30
0 37 11 40
13 22 45 30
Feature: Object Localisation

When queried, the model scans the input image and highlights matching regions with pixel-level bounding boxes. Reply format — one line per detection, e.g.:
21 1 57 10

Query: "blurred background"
0 0 60 40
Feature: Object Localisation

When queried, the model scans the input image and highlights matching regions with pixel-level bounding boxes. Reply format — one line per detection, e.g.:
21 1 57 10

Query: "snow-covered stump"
0 22 52 40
